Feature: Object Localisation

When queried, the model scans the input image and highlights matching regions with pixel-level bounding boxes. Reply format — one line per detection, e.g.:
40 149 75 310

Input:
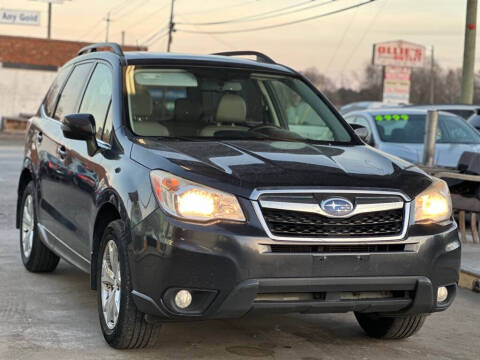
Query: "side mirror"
350 124 372 145
62 113 98 155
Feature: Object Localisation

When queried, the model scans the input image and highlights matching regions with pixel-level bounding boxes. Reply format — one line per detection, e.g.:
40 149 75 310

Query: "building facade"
0 35 143 121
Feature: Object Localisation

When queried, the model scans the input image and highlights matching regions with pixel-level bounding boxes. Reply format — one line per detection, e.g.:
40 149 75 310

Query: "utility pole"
167 0 175 52
47 2 52 39
33 1 70 39
460 0 478 104
105 12 111 42
121 31 125 46
429 46 435 104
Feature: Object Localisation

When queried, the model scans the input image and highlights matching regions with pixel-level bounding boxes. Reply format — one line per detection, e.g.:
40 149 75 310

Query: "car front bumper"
129 208 461 320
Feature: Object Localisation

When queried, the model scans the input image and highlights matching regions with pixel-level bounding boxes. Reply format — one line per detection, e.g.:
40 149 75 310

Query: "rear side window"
44 65 72 117
79 63 113 138
54 63 93 121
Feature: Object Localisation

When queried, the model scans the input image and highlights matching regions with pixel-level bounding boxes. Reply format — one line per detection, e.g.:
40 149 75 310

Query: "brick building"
0 35 144 123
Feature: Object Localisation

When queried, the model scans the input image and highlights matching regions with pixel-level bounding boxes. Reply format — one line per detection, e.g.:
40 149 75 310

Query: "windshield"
125 66 352 143
373 112 480 144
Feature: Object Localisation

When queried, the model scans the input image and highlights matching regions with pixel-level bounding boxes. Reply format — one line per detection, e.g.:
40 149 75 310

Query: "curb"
459 270 480 292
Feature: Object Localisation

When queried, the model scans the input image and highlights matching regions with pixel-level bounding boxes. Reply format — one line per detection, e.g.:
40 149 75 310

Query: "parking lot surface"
0 139 479 360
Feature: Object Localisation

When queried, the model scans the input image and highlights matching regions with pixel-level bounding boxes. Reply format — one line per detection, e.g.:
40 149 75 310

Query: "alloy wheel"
21 194 34 259
101 240 121 330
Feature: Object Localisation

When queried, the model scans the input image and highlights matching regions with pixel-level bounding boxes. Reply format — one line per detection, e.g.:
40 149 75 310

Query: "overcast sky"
0 0 474 85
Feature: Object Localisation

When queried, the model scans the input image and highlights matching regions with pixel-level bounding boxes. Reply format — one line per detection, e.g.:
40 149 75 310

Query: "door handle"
58 145 67 160
37 132 43 144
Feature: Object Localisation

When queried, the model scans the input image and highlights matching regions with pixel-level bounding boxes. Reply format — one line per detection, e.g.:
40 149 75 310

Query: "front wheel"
355 312 427 339
97 220 161 349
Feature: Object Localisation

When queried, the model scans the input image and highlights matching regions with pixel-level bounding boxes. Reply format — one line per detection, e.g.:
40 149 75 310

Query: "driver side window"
80 63 113 140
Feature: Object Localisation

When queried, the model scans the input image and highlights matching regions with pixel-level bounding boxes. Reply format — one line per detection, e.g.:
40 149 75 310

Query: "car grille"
255 192 407 240
269 244 406 253
262 208 404 238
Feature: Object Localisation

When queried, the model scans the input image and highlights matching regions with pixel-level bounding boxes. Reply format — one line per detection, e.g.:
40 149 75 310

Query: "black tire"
96 219 161 349
19 181 60 272
355 312 427 339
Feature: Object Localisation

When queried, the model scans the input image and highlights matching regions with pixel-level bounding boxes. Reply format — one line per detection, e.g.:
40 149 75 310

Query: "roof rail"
78 42 124 57
211 51 275 64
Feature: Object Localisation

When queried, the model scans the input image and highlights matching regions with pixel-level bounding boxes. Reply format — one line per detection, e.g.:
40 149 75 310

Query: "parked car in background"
339 101 398 115
410 104 480 120
345 109 480 168
468 114 480 132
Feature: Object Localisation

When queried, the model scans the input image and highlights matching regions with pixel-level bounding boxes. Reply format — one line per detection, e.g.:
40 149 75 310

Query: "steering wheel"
248 124 283 132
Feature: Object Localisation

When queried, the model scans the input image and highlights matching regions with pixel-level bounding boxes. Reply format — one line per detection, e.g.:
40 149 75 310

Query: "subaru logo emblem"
321 197 354 217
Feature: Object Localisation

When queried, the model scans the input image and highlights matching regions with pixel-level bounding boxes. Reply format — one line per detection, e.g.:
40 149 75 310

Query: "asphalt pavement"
0 136 479 360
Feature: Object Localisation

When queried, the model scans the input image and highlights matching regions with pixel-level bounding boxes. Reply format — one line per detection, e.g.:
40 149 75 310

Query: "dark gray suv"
17 43 460 349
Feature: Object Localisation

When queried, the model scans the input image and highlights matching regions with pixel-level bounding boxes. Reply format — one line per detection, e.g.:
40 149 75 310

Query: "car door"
37 62 94 269
35 64 73 242
61 61 113 260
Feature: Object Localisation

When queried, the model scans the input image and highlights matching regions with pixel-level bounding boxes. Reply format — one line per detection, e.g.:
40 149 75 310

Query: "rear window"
373 112 480 144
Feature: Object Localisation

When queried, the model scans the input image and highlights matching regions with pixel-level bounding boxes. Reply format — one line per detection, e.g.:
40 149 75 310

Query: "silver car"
344 109 480 168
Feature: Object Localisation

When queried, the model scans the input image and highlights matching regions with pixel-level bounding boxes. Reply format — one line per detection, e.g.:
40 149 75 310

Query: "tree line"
301 60 479 106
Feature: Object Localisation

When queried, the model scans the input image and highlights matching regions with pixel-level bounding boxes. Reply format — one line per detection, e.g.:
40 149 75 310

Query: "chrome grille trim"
251 189 411 243
259 199 404 219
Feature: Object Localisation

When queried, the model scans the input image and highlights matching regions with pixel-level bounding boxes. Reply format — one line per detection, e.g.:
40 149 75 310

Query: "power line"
142 25 169 45
121 0 170 32
177 0 376 35
179 0 262 16
144 30 170 47
78 0 142 40
175 14 235 49
177 0 333 26
339 0 387 73
325 4 360 72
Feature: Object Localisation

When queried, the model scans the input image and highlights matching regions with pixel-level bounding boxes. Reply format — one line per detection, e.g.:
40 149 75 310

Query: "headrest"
131 86 152 117
216 94 246 123
175 98 201 122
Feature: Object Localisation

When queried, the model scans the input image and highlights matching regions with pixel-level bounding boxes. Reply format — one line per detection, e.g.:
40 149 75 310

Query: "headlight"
414 178 452 224
150 170 245 222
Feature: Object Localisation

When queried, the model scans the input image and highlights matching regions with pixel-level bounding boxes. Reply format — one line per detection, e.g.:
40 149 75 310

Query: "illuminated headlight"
414 178 452 224
150 170 245 222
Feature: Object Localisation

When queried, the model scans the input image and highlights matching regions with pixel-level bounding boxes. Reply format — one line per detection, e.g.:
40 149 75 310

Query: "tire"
19 181 60 272
355 312 427 339
97 219 161 349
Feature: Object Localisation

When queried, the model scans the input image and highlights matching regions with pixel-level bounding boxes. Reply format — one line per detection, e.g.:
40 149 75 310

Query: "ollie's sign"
373 40 425 68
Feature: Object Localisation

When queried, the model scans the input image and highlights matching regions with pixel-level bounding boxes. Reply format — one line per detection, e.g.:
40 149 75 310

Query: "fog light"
445 240 460 252
437 286 448 303
174 289 192 309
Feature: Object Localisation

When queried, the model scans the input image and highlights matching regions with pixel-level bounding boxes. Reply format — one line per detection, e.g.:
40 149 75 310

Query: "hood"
131 139 432 200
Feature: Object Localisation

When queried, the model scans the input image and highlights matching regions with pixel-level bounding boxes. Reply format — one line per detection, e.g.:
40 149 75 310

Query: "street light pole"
460 0 478 104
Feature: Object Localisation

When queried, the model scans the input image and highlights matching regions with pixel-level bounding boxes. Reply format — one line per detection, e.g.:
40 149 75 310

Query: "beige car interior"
199 94 249 136
130 86 169 136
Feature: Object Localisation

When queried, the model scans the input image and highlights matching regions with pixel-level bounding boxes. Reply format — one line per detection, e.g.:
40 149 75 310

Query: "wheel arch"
16 163 34 229
90 189 129 290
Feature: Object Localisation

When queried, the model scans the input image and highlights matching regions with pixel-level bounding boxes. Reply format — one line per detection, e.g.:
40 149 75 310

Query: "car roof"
72 50 296 75
347 108 460 117
407 104 480 110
